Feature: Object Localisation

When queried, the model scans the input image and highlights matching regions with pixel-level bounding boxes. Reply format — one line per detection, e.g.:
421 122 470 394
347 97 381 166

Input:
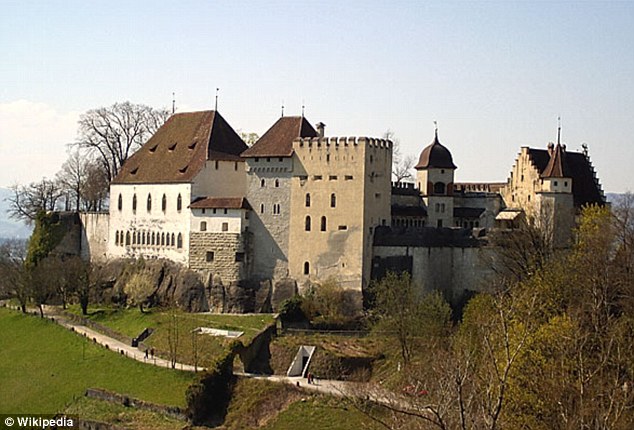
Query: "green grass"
63 397 185 430
67 305 276 367
0 307 195 413
263 396 385 430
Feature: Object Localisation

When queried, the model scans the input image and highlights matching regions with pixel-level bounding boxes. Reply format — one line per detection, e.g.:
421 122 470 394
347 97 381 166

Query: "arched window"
151 232 155 245
330 193 336 208
132 194 137 212
200 221 207 231
171 233 175 247
304 261 310 275
261 179 265 187
321 216 327 231
305 193 311 207
260 203 264 214
434 182 446 195
177 233 183 249
275 179 279 188
141 231 146 245
136 231 141 244
115 231 119 246
132 232 136 245
177 194 182 212
161 233 165 246
117 194 122 211
125 232 130 246
162 194 167 212
147 194 152 211
305 216 311 231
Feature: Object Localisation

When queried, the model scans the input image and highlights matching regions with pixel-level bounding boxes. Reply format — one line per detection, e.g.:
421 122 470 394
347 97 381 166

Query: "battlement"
292 136 392 150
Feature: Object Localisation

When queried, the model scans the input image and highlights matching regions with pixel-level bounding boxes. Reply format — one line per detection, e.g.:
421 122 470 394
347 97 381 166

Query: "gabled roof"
415 130 457 170
189 197 251 210
112 111 247 184
241 116 317 158
528 147 604 207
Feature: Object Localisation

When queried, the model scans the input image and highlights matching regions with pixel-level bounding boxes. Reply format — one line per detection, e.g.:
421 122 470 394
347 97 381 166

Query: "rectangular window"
206 251 214 262
329 175 337 180
313 175 323 180
222 222 229 231
235 252 245 262
345 175 353 180
338 225 348 230
299 175 308 180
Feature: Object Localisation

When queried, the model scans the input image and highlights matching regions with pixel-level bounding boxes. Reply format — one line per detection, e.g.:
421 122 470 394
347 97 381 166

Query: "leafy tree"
124 271 155 313
238 131 259 146
370 272 450 365
75 101 170 181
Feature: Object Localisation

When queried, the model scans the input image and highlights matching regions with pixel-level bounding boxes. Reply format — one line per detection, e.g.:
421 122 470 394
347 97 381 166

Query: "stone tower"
415 129 457 228
537 142 575 248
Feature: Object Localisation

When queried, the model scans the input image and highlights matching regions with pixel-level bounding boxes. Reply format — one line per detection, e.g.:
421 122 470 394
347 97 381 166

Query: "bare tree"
81 160 109 211
57 149 90 211
75 102 170 181
0 239 30 312
6 179 63 224
384 129 415 183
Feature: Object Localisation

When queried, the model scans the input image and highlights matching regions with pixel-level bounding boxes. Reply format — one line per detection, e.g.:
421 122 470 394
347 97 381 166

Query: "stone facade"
244 157 293 280
189 232 247 284
288 137 392 302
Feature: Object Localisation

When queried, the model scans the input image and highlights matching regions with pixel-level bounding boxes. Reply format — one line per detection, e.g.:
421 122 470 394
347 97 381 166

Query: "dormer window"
168 142 177 151
146 194 152 212
188 140 197 149
149 144 158 153
130 167 138 175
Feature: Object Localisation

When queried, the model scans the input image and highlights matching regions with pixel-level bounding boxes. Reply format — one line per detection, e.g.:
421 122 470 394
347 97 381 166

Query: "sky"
1 0 633 192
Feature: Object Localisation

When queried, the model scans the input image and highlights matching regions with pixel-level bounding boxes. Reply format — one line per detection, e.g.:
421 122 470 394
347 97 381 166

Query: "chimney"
316 122 326 138
547 142 555 156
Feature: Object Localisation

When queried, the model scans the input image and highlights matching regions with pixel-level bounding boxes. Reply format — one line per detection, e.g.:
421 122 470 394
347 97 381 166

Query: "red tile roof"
112 111 247 184
241 116 317 157
189 197 251 210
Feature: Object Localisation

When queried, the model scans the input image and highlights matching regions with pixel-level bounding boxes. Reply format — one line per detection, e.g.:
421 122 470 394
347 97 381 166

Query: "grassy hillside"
67 306 275 367
0 307 195 413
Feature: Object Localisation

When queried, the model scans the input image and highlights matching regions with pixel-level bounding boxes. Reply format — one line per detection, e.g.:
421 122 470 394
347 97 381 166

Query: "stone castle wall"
189 232 247 284
80 212 109 262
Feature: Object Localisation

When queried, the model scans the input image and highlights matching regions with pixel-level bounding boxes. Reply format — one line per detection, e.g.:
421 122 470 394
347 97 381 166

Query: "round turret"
415 131 457 170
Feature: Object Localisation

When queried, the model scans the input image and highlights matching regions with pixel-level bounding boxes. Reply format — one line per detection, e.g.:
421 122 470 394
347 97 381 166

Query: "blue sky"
1 0 633 192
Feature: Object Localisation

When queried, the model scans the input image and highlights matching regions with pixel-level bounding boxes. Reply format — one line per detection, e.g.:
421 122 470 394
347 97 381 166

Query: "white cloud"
0 100 80 186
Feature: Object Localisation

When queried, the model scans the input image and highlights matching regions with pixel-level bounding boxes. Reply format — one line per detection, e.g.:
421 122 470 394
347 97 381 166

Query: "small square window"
222 222 229 231
235 252 245 262
206 251 214 262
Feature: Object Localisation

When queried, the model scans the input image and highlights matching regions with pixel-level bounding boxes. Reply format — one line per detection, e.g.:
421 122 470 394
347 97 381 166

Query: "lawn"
66 306 276 367
64 397 186 430
0 307 195 413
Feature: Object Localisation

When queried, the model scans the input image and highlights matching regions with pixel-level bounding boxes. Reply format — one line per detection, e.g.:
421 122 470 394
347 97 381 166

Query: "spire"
172 92 176 114
434 120 438 142
557 116 561 146
281 101 284 117
301 101 305 118
215 88 219 111
542 140 568 178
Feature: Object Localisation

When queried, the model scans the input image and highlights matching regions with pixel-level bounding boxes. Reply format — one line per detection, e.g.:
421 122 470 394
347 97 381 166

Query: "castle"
78 110 605 310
